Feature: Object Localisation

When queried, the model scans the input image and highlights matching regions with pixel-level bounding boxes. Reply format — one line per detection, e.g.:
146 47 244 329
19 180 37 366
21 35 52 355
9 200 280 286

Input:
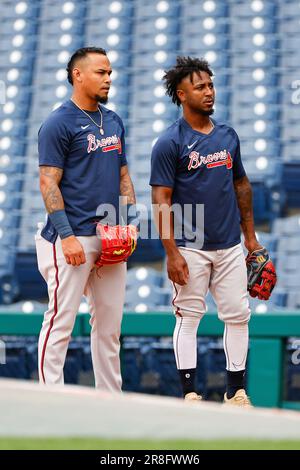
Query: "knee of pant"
96 327 121 339
218 303 250 324
174 308 204 320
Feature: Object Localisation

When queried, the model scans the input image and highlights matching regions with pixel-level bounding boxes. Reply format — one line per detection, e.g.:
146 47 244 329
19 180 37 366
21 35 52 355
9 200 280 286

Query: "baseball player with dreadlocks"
150 56 276 406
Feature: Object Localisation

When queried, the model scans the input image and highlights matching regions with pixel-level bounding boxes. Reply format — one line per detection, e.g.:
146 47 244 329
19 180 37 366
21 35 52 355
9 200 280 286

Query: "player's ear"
72 67 83 84
177 88 185 104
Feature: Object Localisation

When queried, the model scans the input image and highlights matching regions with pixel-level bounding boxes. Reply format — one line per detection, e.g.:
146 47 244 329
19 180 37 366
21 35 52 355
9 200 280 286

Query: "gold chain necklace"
71 99 104 135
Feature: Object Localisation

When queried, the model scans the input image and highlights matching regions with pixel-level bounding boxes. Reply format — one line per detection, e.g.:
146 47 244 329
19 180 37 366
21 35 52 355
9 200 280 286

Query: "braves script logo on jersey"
87 134 122 154
188 149 233 171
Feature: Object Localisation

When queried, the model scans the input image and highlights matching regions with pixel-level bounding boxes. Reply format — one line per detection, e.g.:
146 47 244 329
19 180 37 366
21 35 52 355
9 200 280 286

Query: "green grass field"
0 438 300 450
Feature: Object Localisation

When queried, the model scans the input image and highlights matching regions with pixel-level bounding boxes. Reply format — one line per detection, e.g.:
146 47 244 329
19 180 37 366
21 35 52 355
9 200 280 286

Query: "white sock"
173 315 202 370
223 322 249 371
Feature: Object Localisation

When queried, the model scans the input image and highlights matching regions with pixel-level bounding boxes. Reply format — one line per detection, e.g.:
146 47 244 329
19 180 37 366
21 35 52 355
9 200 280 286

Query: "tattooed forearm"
120 166 136 205
234 175 256 240
39 166 64 214
43 183 64 213
234 176 253 221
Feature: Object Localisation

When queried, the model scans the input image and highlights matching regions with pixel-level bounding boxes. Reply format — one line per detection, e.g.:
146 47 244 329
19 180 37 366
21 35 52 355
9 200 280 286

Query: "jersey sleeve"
119 121 127 167
232 134 246 180
38 116 71 169
149 136 177 188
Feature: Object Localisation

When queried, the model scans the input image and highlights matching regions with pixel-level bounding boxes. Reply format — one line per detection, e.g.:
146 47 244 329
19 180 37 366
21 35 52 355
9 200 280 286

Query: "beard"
95 94 108 104
199 107 215 116
190 102 215 116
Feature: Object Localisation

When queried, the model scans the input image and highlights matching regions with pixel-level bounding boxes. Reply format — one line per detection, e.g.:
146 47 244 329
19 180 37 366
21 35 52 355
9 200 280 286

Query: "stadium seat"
87 0 134 19
41 2 86 20
125 285 170 311
1 2 40 20
285 338 300 401
273 215 300 236
183 1 229 18
231 1 277 17
126 267 164 289
181 18 229 35
231 19 277 34
135 18 179 36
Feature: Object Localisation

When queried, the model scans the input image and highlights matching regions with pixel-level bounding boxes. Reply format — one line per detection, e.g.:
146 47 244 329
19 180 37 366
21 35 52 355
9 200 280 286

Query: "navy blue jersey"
38 100 127 243
150 118 246 250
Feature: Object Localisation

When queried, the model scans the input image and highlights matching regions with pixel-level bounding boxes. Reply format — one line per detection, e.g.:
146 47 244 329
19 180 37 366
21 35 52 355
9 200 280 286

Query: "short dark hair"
66 46 107 85
163 56 214 106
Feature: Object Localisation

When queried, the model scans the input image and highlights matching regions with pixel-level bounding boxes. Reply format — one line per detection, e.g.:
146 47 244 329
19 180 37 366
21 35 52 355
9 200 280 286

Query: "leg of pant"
223 323 249 371
210 243 250 325
173 315 203 369
36 235 97 384
85 262 126 392
172 248 212 370
210 243 250 372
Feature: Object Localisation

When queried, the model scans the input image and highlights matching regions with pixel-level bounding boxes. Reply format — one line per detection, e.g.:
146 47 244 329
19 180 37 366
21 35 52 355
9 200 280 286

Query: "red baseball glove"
246 247 277 300
95 223 137 268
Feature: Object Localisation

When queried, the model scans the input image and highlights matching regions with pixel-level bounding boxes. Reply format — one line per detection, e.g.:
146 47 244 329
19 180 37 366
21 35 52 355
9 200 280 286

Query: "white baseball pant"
172 243 250 372
35 232 126 392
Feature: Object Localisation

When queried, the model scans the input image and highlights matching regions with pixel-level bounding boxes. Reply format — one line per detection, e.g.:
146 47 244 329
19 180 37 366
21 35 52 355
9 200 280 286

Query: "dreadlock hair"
163 56 214 106
66 46 107 85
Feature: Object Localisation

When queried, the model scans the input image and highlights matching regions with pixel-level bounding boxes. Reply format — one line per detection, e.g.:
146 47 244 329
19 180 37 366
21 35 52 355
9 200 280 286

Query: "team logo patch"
188 149 232 171
87 133 122 154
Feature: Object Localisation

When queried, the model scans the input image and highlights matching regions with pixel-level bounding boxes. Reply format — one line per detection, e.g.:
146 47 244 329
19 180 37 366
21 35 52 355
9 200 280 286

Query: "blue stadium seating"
0 340 28 379
183 1 229 18
41 2 87 20
202 340 227 401
273 215 300 236
122 336 226 399
0 333 298 401
135 18 179 36
0 0 300 407
124 284 170 311
0 0 298 314
126 267 164 290
285 339 300 401
1 2 41 20
87 0 134 19
231 19 277 35
121 338 144 393
231 1 277 18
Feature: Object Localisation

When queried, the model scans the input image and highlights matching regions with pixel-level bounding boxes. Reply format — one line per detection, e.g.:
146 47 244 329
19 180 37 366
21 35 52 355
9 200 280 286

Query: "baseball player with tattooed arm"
150 56 276 406
36 47 137 390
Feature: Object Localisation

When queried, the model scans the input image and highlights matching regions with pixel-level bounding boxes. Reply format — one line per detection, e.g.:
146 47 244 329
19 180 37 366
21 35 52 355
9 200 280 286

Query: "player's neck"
71 93 99 112
183 110 213 134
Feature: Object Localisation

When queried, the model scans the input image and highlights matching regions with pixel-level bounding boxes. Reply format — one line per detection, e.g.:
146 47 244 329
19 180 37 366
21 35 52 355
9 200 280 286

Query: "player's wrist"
165 245 180 257
121 203 140 230
49 210 74 239
244 239 263 253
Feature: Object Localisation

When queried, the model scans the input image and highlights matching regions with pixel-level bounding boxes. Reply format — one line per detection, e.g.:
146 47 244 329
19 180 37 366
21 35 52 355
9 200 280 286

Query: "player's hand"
61 235 86 266
167 251 189 286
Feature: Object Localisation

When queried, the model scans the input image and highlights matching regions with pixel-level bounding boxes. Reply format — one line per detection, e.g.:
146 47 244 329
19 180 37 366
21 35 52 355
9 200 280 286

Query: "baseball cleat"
184 392 202 402
223 389 252 408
